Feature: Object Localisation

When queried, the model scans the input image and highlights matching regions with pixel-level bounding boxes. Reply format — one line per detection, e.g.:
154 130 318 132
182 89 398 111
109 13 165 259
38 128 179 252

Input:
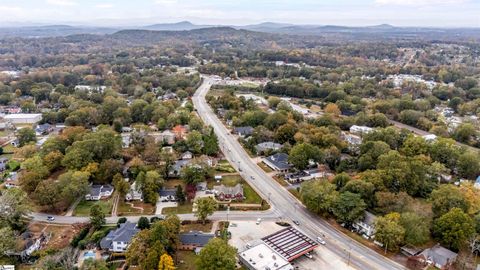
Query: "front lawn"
73 199 112 216
215 160 236 173
162 202 193 215
117 201 155 216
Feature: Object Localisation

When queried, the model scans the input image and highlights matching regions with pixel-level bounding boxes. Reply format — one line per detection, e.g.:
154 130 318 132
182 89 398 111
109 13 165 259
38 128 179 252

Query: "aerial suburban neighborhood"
0 1 480 270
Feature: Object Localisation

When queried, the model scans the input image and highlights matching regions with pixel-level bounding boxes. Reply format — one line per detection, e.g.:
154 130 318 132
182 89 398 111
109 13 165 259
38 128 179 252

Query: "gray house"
100 221 139 253
168 159 192 178
233 126 254 137
417 244 457 269
263 153 291 172
255 142 282 154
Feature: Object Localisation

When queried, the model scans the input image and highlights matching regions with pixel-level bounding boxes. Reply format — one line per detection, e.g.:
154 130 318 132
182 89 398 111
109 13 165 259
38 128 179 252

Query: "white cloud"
154 0 178 5
95 3 114 9
375 0 468 6
46 0 77 6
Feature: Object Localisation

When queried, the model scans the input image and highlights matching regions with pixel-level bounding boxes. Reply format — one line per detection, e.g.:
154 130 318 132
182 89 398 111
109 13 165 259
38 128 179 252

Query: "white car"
47 216 55 222
304 252 313 259
256 218 262 225
317 237 326 245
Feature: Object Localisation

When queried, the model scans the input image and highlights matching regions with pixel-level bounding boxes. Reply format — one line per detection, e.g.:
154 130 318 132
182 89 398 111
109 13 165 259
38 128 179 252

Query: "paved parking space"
228 221 354 270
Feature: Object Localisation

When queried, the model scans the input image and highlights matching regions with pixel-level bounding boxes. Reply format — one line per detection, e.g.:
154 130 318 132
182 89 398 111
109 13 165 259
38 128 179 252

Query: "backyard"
73 199 113 216
176 251 198 270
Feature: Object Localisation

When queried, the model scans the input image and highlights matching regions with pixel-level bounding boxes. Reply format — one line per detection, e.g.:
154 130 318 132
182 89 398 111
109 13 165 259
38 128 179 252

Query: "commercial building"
239 243 293 270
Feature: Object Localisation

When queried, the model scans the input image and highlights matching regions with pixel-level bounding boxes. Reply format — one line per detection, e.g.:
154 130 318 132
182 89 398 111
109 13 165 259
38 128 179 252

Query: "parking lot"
228 221 354 270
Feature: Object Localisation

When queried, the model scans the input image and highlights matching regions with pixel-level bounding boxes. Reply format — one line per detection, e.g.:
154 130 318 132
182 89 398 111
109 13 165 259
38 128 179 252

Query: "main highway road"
193 76 406 270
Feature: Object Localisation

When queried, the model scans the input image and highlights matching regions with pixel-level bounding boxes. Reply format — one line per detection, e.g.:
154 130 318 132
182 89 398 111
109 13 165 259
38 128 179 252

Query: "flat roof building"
262 227 318 262
239 243 293 270
4 113 42 124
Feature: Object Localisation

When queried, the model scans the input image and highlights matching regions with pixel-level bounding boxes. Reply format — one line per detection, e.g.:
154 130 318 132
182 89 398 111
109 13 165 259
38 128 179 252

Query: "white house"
349 125 373 135
75 85 107 93
85 184 114 201
353 211 377 239
125 181 143 201
100 222 139 252
4 113 42 124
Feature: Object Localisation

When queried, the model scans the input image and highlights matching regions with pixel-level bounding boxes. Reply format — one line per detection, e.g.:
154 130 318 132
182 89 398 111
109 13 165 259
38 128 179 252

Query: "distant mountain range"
0 21 479 39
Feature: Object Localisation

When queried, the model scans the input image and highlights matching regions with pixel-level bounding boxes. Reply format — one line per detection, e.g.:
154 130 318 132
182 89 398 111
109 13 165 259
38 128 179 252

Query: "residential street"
192 76 406 270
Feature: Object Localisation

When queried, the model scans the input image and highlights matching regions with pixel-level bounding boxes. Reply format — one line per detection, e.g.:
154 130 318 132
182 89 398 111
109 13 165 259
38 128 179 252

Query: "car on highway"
47 216 55 221
317 237 326 245
292 220 300 225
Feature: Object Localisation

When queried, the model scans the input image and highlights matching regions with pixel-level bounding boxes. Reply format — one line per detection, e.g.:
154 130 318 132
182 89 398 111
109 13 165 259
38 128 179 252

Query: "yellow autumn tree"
158 253 175 270
324 103 341 116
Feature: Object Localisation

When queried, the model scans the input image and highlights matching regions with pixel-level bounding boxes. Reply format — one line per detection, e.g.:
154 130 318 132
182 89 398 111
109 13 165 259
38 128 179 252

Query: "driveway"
155 201 177 215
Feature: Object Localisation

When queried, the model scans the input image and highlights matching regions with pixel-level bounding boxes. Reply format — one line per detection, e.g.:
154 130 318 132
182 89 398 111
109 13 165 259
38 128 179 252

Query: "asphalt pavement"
192 76 406 270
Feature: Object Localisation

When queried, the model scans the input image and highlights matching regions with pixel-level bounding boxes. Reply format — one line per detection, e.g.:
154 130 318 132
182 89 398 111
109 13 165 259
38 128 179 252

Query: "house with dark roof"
233 126 254 137
255 142 282 154
0 157 9 171
415 244 457 269
168 159 192 178
353 211 377 239
263 153 291 172
159 188 177 202
85 184 114 201
179 231 215 253
284 168 329 184
213 184 244 201
35 123 53 136
100 221 139 253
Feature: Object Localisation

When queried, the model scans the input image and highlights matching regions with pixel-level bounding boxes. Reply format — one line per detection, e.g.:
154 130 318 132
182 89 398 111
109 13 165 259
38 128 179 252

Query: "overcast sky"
0 0 478 27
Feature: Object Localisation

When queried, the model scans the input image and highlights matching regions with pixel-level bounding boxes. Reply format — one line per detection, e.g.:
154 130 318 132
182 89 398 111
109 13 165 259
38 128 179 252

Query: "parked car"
47 216 55 221
317 237 326 245
304 252 313 259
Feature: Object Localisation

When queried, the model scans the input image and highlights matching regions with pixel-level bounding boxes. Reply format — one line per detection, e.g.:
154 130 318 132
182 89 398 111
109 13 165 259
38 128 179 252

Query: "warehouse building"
4 113 42 124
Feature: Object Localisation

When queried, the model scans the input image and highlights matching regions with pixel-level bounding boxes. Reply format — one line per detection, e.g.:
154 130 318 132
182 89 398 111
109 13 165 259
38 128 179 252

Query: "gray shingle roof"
255 142 282 152
100 222 139 250
180 231 214 247
264 153 291 170
419 244 457 268
233 126 254 136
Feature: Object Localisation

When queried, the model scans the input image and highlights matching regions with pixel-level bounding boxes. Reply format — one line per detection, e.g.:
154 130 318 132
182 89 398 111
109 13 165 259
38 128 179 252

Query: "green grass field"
73 199 113 216
162 202 193 215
